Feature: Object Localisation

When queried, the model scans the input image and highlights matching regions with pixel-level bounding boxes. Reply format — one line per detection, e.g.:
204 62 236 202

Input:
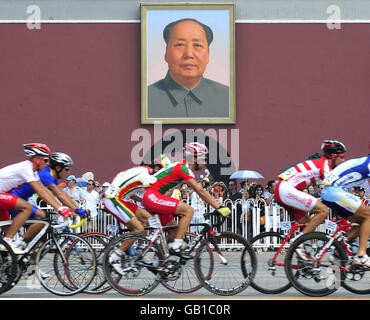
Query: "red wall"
0 23 368 184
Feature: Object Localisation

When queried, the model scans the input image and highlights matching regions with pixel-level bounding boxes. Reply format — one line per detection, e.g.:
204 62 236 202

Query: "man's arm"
47 184 79 211
29 180 62 210
186 178 221 209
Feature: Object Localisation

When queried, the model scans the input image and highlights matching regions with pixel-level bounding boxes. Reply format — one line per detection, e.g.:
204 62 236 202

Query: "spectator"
94 181 101 193
64 175 85 205
100 182 110 200
248 184 266 233
302 187 309 194
263 180 276 205
189 187 206 233
225 179 243 234
348 186 356 195
82 179 100 230
308 184 316 196
313 184 324 198
240 181 250 201
180 183 190 202
263 180 280 231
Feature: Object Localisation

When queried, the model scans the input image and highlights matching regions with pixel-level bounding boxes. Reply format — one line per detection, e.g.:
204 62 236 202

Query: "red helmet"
23 143 51 157
183 142 208 159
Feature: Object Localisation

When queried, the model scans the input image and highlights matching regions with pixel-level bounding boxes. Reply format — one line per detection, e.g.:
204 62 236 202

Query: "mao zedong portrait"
148 18 229 119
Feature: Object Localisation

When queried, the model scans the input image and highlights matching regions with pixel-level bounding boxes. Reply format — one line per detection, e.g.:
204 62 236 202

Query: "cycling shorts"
274 180 318 221
321 186 363 218
103 197 138 224
142 189 179 226
0 193 19 221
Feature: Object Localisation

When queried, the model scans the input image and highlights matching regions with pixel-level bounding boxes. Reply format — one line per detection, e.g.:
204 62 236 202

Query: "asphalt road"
0 275 368 300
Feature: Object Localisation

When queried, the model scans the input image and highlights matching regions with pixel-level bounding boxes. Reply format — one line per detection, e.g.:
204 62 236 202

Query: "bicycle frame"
268 222 307 267
312 218 352 265
0 218 72 264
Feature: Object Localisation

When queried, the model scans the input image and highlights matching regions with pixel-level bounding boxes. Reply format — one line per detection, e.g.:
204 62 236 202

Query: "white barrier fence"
36 198 336 239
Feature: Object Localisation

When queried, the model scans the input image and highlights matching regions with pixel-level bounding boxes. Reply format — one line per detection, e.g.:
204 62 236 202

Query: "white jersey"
0 160 39 193
104 166 157 201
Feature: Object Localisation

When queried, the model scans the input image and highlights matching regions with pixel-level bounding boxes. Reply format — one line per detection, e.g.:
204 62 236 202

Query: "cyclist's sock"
111 248 124 261
171 239 183 250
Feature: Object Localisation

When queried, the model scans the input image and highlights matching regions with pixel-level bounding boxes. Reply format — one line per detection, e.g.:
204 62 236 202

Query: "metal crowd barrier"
35 197 339 241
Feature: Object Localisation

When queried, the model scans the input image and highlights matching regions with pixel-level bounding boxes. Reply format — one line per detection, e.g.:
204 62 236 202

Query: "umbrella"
230 170 264 180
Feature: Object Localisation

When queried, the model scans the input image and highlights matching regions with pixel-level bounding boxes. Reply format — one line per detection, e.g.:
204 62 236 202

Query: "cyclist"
274 140 346 235
6 152 87 249
103 163 162 271
321 152 370 266
0 143 73 253
141 142 231 259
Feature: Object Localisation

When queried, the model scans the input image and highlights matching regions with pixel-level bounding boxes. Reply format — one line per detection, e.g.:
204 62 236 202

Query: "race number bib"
280 221 291 231
325 219 337 233
105 185 117 198
278 167 298 181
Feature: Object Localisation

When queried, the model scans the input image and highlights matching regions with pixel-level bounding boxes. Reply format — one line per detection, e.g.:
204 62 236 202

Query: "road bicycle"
102 211 257 296
0 213 97 296
250 220 306 294
284 216 370 297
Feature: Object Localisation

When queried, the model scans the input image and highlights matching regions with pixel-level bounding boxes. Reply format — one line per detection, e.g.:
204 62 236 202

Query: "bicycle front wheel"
284 232 346 297
341 237 370 294
35 233 97 296
160 231 212 294
251 232 292 294
194 232 256 296
103 233 163 296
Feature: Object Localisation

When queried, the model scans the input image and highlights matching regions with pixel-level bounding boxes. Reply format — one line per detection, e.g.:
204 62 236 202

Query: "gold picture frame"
141 3 235 124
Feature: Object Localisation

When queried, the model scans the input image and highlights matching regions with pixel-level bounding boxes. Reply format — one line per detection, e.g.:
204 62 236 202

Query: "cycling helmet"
23 143 51 157
49 152 74 168
321 140 346 155
183 142 208 159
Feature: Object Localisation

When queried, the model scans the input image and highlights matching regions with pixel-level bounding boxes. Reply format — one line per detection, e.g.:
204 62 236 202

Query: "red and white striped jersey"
278 156 331 190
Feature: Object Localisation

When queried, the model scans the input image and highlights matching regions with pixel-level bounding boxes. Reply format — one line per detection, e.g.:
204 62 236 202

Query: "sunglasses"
87 183 94 186
64 167 70 172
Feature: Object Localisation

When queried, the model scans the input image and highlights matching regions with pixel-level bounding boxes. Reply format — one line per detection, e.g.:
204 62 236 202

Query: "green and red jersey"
150 160 195 194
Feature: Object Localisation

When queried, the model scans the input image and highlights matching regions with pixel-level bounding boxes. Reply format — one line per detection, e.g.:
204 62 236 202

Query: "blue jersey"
10 166 58 200
323 155 370 189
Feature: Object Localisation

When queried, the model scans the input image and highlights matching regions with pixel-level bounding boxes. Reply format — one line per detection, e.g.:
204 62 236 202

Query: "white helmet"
49 152 74 168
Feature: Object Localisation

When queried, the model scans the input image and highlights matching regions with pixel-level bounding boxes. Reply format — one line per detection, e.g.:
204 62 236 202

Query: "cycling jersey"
0 160 39 193
103 166 156 224
323 155 370 189
275 156 331 221
0 160 40 221
142 160 195 225
104 166 156 200
278 156 331 190
8 166 58 219
321 155 370 218
150 160 195 194
11 166 58 200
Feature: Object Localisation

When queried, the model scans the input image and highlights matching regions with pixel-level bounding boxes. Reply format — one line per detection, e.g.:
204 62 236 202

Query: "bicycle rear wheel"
35 233 97 296
251 232 292 294
103 233 163 296
80 232 111 294
194 232 256 296
284 232 346 297
0 238 18 295
160 231 213 294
